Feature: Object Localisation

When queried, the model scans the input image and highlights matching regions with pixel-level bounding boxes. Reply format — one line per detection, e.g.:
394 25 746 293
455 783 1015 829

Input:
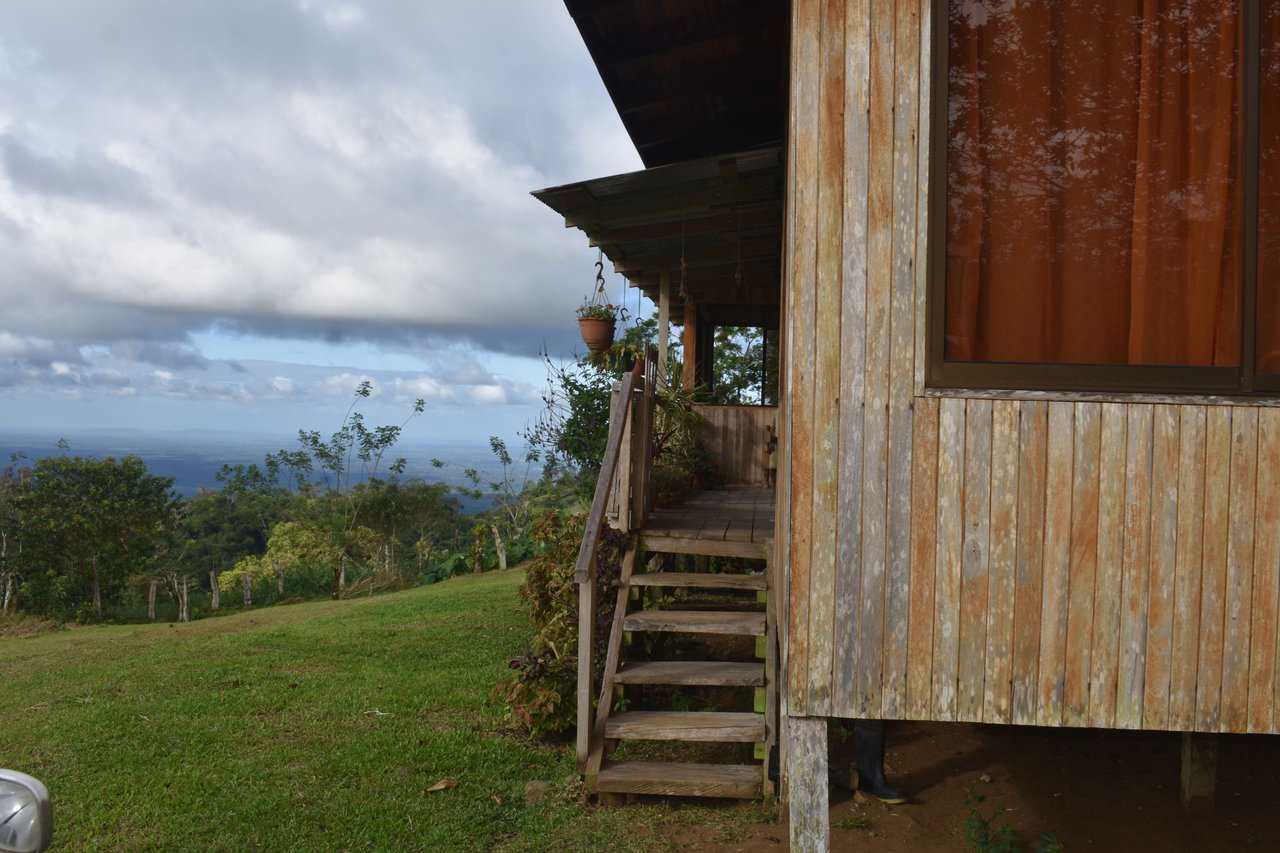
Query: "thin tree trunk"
0 532 9 612
148 578 158 620
276 567 285 596
91 555 102 618
242 571 252 607
491 525 507 572
209 570 220 611
179 575 189 623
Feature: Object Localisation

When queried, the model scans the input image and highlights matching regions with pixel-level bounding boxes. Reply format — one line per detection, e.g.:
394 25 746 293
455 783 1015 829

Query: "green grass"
0 571 773 851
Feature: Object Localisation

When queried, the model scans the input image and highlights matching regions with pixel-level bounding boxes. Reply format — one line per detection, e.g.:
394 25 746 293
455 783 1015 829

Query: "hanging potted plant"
577 300 619 352
576 257 627 353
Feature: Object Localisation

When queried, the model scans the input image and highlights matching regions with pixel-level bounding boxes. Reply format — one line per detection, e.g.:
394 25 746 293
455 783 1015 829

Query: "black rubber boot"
853 720 908 804
827 761 857 791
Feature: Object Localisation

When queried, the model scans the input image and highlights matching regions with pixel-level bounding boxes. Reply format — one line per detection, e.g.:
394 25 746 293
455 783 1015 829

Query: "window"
931 0 1280 394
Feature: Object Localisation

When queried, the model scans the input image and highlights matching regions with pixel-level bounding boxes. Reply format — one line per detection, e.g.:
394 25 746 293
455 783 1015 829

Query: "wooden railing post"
576 560 596 772
575 370 638 771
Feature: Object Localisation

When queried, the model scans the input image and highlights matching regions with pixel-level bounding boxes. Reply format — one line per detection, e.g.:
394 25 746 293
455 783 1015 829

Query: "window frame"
927 0 1279 397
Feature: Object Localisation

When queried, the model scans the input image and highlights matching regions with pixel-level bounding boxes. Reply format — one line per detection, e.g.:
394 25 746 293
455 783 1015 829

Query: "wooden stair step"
615 660 765 687
597 761 762 799
623 610 765 636
638 534 768 560
631 571 766 591
605 711 765 742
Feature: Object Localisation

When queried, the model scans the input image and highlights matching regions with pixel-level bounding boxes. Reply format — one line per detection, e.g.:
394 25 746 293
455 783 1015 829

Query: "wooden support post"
658 271 671 389
683 301 698 391
577 569 596 773
786 716 829 852
763 543 778 798
698 316 715 389
1180 732 1217 814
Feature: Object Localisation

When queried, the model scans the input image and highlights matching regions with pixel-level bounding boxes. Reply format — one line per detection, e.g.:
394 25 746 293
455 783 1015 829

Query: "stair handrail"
576 348 662 770
575 368 638 584
575 367 637 771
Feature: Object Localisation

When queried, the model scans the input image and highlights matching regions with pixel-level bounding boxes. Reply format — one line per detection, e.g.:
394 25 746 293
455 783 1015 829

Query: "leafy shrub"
495 510 624 739
962 788 1066 853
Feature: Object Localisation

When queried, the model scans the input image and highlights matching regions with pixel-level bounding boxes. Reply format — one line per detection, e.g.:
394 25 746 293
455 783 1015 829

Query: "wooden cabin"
537 1 1280 848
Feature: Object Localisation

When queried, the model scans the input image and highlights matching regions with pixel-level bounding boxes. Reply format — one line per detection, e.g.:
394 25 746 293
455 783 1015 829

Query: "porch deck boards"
641 486 776 546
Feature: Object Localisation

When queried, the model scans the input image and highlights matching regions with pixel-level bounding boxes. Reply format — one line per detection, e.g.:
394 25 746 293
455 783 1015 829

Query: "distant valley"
1 428 505 513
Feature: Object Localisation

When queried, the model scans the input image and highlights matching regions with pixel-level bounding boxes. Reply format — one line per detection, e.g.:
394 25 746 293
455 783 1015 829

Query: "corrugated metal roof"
534 147 783 328
563 0 789 168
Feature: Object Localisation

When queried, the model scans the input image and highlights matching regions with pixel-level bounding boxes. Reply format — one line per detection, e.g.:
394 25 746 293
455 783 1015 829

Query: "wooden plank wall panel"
783 0 1280 734
833 0 870 715
1062 403 1101 727
906 397 939 718
1088 404 1128 728
984 400 1019 724
785 0 820 712
1143 405 1181 730
693 406 778 486
1011 401 1048 725
854 0 895 718
881 0 921 721
1252 409 1280 733
932 397 965 720
1170 407 1207 731
1221 408 1257 732
1036 402 1075 727
958 400 992 722
1195 407 1231 731
1116 406 1154 729
805 0 847 714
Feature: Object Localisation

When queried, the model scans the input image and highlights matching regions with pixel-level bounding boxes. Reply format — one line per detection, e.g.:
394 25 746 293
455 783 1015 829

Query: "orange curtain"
1260 2 1280 374
946 0 1243 367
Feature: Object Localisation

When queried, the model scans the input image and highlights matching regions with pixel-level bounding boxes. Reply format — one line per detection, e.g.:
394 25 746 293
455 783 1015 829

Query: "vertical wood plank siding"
693 406 779 487
783 0 1280 732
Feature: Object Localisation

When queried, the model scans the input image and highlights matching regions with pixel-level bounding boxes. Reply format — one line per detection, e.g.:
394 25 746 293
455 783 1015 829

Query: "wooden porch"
575 355 780 801
641 486 776 559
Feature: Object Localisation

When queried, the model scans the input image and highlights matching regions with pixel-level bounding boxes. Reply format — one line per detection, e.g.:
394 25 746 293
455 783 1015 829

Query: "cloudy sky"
0 0 642 444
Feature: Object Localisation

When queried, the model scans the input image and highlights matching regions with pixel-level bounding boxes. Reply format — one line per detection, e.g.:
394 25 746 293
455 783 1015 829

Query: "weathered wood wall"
694 405 778 486
780 0 1280 734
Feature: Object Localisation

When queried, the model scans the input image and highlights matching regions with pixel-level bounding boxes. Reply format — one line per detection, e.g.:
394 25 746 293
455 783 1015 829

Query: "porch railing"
575 347 657 770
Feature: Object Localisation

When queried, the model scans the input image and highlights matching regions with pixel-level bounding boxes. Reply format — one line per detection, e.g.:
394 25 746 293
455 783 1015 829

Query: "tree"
705 326 777 405
17 455 180 619
176 487 276 610
243 381 427 598
0 461 23 613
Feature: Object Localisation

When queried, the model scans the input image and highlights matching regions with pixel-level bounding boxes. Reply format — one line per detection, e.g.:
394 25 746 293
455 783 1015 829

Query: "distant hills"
1 428 504 513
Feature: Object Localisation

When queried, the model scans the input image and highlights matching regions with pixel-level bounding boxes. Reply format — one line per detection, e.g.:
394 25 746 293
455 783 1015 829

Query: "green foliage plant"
962 788 1019 853
576 301 625 321
961 788 1066 853
15 455 180 620
495 510 625 739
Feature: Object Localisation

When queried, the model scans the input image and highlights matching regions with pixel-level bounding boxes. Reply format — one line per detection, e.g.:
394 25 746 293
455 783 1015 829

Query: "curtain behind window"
946 0 1243 367
1259 1 1280 374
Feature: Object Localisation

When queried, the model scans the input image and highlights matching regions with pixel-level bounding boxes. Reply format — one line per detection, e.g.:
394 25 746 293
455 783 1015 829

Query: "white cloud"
0 0 641 436
468 384 507 405
392 375 454 402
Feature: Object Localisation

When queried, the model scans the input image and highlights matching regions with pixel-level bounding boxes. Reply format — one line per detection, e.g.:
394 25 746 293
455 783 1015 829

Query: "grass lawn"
0 571 773 851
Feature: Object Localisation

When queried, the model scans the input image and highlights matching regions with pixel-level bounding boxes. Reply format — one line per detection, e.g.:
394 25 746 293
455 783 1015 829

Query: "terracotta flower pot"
577 317 616 352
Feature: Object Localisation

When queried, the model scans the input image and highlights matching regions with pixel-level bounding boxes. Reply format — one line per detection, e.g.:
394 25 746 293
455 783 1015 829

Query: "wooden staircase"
584 534 777 801
574 354 777 802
